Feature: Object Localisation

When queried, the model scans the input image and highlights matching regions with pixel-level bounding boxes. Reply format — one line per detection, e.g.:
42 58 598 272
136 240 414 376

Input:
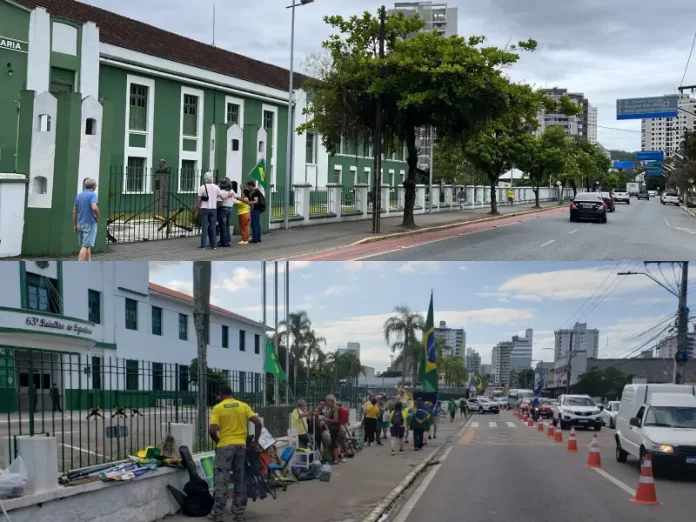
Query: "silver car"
601 401 620 429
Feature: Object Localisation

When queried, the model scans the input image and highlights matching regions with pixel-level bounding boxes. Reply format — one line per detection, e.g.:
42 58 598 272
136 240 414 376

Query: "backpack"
338 406 349 425
257 191 266 212
391 410 404 427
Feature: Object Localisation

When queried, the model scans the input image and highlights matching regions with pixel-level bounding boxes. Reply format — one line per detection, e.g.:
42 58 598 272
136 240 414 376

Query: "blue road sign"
613 160 635 170
642 160 662 168
636 151 665 161
617 96 679 120
645 169 663 177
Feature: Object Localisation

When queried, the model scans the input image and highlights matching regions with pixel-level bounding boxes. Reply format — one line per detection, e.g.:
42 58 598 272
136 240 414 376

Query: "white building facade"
588 105 598 144
434 321 465 357
510 329 533 371
465 348 481 375
641 89 696 158
0 261 266 413
554 322 599 361
492 341 513 385
337 342 361 360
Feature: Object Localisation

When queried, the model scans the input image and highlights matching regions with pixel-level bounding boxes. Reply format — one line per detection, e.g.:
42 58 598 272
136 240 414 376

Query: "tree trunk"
193 262 211 450
489 179 498 215
401 330 409 387
570 179 577 197
534 185 540 208
401 124 419 227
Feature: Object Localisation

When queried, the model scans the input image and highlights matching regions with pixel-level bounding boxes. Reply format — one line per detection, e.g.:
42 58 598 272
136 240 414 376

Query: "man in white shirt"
217 178 237 247
194 172 231 250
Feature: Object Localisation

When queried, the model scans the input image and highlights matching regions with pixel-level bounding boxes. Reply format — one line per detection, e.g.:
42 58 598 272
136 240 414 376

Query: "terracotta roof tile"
14 0 309 92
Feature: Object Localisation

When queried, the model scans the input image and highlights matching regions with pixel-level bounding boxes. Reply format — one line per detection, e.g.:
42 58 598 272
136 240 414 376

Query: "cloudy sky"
84 0 696 151
149 261 695 372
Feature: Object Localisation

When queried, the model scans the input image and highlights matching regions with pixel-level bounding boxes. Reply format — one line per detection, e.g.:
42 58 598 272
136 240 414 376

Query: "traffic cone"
554 425 563 443
522 412 528 422
631 453 660 505
547 424 555 437
537 421 544 432
586 434 602 468
527 418 534 427
566 427 578 452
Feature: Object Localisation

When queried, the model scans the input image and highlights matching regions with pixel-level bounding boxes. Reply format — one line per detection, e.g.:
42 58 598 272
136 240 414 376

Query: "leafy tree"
571 367 632 399
516 368 535 389
383 304 425 386
300 9 537 227
516 126 570 207
188 358 227 406
279 311 312 386
432 136 484 185
439 355 468 387
665 131 696 204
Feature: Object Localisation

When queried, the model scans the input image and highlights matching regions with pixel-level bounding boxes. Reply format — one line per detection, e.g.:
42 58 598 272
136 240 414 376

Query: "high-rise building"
337 342 361 360
587 105 598 145
536 88 592 141
480 364 493 377
434 321 465 357
465 348 481 376
510 329 533 371
641 88 696 158
554 323 599 361
656 325 696 358
492 341 513 385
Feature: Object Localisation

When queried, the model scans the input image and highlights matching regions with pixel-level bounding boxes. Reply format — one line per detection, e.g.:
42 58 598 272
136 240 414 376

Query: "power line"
597 125 642 134
679 32 696 89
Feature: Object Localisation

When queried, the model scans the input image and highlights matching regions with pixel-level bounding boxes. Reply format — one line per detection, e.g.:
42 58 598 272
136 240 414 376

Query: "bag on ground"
319 463 332 482
0 456 28 499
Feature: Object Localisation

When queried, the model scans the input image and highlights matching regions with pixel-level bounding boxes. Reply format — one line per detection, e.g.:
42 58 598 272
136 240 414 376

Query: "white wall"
0 177 27 258
0 261 22 307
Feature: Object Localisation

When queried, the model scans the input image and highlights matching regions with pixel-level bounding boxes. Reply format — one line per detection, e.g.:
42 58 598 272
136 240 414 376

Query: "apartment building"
434 321 465 357
554 322 600 361
641 88 696 158
492 341 513 385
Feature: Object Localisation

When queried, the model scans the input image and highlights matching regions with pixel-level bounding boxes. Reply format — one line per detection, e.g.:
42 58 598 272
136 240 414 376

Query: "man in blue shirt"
73 178 100 261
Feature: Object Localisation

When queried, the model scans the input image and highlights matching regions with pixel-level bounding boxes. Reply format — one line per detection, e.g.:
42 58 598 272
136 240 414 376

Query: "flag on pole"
420 291 438 392
245 159 268 195
472 374 483 392
264 337 286 380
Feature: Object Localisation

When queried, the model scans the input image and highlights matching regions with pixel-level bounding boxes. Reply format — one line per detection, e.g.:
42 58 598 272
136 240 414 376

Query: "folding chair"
267 446 295 490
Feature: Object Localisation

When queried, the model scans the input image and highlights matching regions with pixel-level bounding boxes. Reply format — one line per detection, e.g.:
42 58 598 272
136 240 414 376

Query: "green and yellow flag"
263 337 286 380
245 159 268 194
419 292 438 392
472 374 483 392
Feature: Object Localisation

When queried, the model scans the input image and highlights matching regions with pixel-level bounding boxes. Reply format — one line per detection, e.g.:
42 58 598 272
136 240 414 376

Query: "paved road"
345 198 696 261
389 410 692 522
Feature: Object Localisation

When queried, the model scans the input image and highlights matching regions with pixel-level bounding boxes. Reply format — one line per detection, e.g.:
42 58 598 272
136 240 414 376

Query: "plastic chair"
268 446 295 490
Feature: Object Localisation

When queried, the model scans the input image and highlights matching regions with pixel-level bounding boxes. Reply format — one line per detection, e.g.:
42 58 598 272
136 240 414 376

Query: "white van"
615 384 696 475
507 389 533 410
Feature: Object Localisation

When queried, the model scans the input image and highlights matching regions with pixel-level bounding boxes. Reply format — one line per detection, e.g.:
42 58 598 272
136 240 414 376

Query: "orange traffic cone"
631 453 660 505
554 425 563 443
522 413 528 422
566 427 578 452
537 421 544 432
527 418 534 427
547 424 555 437
586 434 602 468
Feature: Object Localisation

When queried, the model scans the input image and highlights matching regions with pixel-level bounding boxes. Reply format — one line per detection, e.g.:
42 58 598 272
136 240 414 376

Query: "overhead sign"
636 151 665 161
642 160 662 168
617 96 679 120
645 170 664 177
0 36 28 54
613 160 635 170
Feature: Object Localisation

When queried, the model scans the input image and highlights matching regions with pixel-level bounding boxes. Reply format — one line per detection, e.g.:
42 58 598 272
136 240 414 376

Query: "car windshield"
644 407 696 429
565 397 595 407
539 399 554 405
574 193 601 202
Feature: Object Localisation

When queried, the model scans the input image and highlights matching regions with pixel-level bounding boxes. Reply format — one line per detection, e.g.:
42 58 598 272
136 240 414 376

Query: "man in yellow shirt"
291 399 310 448
208 385 262 522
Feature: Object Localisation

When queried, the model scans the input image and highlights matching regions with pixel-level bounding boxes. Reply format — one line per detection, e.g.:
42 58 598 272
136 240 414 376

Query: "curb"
352 204 565 246
680 205 696 218
361 415 472 522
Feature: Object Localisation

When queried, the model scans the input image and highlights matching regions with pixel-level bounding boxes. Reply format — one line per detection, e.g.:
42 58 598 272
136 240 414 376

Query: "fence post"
325 183 342 218
380 185 391 216
431 184 441 211
354 183 369 215
415 184 426 213
293 183 311 223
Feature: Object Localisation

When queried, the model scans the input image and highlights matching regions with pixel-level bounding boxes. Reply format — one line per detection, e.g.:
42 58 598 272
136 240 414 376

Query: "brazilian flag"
245 159 268 196
263 337 286 380
419 292 438 392
472 374 483 392
409 403 433 431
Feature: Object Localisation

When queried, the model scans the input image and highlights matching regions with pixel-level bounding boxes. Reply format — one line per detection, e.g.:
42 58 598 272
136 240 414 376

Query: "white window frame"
261 104 279 186
305 130 317 165
399 170 406 184
349 166 358 186
364 167 371 186
332 164 342 185
123 75 155 194
388 169 395 186
179 86 204 193
225 95 245 128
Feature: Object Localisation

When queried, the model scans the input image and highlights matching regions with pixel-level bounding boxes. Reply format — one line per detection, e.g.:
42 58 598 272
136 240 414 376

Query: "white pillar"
79 22 100 99
326 183 342 217
355 183 369 215
17 435 59 494
293 183 311 222
381 186 391 215
163 423 194 457
431 185 441 210
0 175 27 257
27 7 51 93
415 184 426 213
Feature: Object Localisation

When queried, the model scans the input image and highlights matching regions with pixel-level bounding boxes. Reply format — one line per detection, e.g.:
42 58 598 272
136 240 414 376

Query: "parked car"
600 192 616 212
602 401 621 429
615 384 696 475
569 193 608 223
648 190 658 197
468 397 500 414
612 191 630 204
662 192 680 206
553 394 602 431
637 191 650 200
537 398 555 418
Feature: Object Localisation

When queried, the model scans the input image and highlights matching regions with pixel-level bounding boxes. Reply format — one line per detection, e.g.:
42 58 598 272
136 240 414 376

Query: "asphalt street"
389 410 692 522
367 198 696 261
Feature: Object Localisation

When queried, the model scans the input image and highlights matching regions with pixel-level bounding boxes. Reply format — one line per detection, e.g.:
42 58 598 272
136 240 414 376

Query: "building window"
306 131 316 164
227 103 240 125
125 298 138 330
88 289 101 324
126 359 139 391
263 110 274 131
92 356 102 390
183 94 198 137
126 157 146 193
239 370 246 394
178 365 189 391
129 84 148 131
180 159 197 193
222 325 229 348
26 273 60 314
333 168 341 184
179 313 188 340
255 334 260 354
151 306 162 336
239 330 246 352
152 362 163 391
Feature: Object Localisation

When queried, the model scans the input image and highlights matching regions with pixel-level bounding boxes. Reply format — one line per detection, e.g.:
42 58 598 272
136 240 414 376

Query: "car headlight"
647 441 675 453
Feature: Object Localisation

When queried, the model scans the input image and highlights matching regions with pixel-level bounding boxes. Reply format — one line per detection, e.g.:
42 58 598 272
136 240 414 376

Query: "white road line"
506 422 517 428
471 422 480 428
540 240 555 247
569 229 578 235
61 443 105 458
665 217 696 235
488 422 497 428
391 444 454 522
592 468 636 497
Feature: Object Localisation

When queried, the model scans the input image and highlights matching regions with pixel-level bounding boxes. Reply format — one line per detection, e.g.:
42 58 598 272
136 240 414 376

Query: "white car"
553 394 602 431
648 190 658 197
661 192 679 206
612 191 630 204
602 401 620 429
468 397 500 414
493 397 508 409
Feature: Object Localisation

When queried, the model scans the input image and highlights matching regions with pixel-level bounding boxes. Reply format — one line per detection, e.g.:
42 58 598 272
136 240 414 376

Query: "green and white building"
0 0 410 258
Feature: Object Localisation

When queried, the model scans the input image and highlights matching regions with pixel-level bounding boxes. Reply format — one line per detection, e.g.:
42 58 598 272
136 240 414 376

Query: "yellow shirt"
210 398 255 447
237 200 250 215
365 403 380 419
291 408 308 435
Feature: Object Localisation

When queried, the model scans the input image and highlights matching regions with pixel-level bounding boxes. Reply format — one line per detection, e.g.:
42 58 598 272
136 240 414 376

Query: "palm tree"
302 329 326 393
279 311 312 389
383 305 424 388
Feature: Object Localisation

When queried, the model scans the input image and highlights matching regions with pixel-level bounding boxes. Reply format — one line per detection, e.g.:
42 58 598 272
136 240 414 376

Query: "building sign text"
25 316 93 336
0 36 28 54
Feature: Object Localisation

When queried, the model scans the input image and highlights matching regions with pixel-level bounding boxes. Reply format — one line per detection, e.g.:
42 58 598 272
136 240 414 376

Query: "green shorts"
381 420 389 429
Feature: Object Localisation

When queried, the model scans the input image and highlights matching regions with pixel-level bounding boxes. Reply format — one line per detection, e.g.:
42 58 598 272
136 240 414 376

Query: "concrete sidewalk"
78 201 562 261
160 419 464 522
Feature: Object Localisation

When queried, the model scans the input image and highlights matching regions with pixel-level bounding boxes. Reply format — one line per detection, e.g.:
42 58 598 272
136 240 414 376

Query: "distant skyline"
150 261 695 372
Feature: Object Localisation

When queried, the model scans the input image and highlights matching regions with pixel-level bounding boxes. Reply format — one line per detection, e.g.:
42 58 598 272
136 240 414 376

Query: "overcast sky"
84 0 696 151
149 261 695 372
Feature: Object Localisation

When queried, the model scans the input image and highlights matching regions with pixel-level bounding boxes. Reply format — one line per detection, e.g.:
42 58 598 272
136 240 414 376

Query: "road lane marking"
506 422 517 428
592 468 636 497
665 217 696 235
61 443 104 458
541 240 555 247
488 421 497 428
471 422 479 428
391 444 454 522
458 427 477 445
569 229 578 235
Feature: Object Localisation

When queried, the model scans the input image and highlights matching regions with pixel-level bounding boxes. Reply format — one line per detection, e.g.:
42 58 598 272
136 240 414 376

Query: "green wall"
329 154 407 187
0 0 30 173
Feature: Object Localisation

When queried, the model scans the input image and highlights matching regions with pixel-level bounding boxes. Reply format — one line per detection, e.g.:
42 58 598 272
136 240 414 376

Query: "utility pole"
193 261 211 449
274 262 280 405
675 262 690 384
566 329 574 395
285 260 290 404
372 6 386 234
262 262 267 406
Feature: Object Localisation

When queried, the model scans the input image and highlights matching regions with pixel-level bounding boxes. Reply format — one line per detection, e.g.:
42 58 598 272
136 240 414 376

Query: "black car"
637 191 650 200
569 192 608 223
600 192 616 212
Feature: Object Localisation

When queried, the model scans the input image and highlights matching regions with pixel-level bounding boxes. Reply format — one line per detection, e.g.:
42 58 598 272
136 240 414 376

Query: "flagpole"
285 260 290 405
262 261 267 407
274 261 280 406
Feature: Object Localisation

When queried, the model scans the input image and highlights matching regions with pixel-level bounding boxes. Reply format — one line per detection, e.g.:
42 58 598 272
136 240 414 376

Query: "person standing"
389 402 406 455
411 399 427 451
430 398 441 439
208 385 262 522
459 397 467 419
364 398 380 446
217 179 237 247
236 189 252 245
507 188 514 206
380 396 390 441
448 399 456 422
246 181 265 244
195 172 229 250
323 395 342 465
291 400 310 449
49 384 62 412
73 177 100 261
